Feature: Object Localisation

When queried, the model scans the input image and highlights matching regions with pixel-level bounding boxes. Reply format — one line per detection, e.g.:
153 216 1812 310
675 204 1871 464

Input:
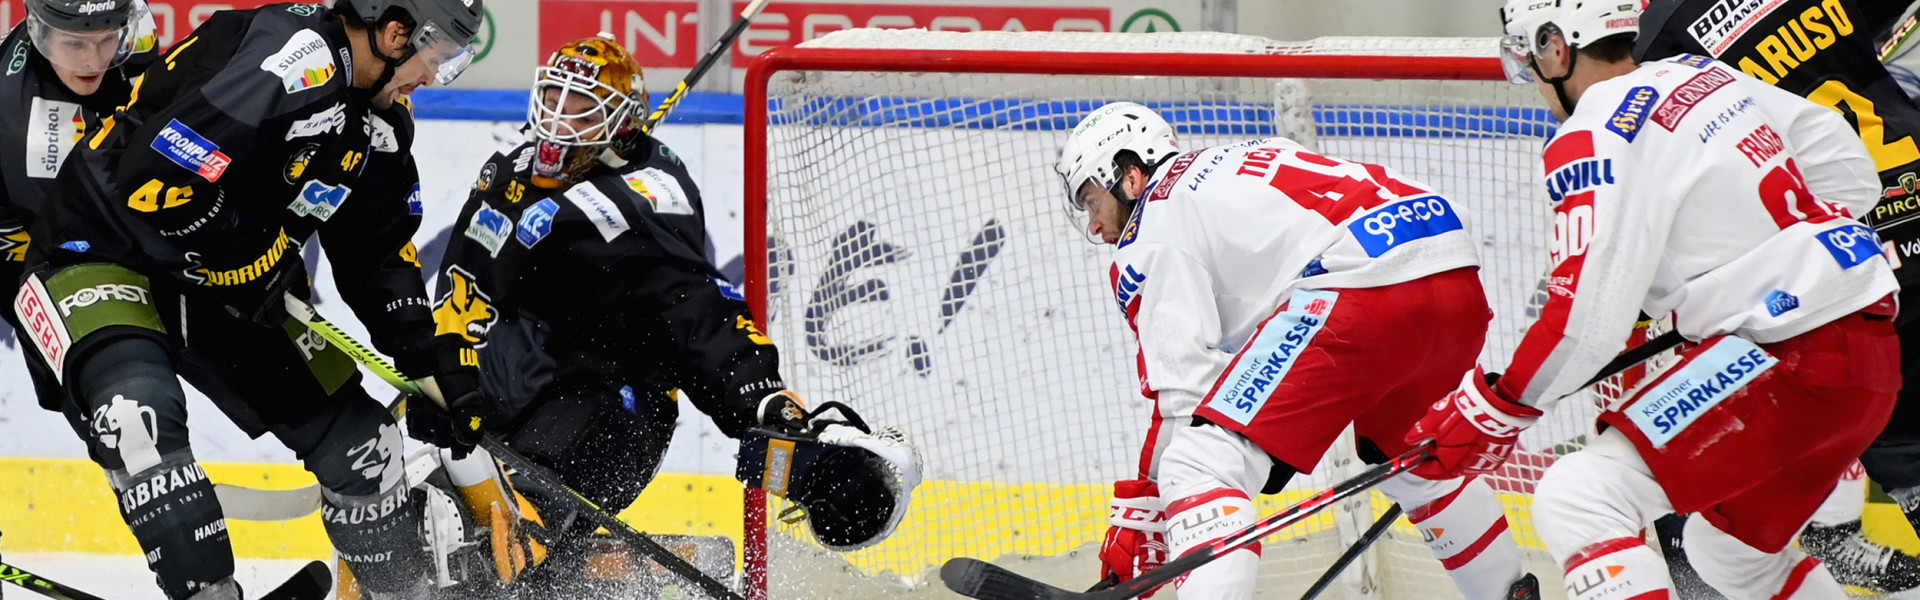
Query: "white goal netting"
746 29 1677 600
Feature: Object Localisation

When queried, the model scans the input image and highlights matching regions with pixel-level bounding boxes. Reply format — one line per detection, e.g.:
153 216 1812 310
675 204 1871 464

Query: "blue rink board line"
412 88 1557 138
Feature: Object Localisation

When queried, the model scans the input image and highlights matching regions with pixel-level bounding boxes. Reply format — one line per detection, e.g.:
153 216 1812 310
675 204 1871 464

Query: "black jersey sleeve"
319 104 439 372
95 10 361 313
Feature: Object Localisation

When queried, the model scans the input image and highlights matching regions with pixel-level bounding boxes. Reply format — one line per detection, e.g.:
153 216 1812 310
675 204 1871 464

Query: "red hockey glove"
1099 478 1170 597
1407 367 1542 480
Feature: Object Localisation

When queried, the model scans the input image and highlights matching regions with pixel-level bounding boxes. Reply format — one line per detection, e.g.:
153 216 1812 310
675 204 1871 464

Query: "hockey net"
743 29 1677 600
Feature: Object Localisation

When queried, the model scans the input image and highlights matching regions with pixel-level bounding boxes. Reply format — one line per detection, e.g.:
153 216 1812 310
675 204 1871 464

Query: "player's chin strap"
359 20 418 97
1531 50 1580 116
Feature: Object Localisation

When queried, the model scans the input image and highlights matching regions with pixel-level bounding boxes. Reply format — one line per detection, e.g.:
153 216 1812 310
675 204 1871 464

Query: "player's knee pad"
71 336 188 473
1533 432 1667 567
1166 487 1259 600
737 401 923 551
1560 537 1673 600
1158 423 1272 500
1386 475 1521 599
1684 516 1844 600
307 400 427 594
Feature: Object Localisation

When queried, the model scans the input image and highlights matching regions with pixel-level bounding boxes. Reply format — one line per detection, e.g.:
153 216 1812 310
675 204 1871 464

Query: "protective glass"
410 20 479 86
27 4 149 74
1500 34 1537 84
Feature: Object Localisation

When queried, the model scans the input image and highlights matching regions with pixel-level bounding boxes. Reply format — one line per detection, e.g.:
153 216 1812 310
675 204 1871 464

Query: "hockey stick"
279 294 745 600
942 328 1687 600
642 0 774 133
1298 503 1402 600
0 562 107 600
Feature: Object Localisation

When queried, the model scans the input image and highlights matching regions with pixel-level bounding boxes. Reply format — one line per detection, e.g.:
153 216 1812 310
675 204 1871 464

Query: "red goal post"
740 30 1642 600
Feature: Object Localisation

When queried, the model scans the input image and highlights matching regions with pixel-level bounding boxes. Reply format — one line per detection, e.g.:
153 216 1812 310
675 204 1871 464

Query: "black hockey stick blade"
942 558 1085 600
0 562 109 600
258 561 332 600
1300 503 1403 600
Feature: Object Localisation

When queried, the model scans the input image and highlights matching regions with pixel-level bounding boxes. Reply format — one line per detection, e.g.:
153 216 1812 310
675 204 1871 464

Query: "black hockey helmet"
340 0 485 86
25 0 152 72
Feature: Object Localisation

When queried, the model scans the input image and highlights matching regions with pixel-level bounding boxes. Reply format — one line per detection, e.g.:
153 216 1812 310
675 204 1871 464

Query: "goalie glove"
1406 367 1542 480
1099 478 1169 597
737 394 924 551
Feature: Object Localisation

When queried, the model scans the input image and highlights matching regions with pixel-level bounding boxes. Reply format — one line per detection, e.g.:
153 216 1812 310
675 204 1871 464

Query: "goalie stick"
278 294 746 600
942 329 1686 600
642 0 774 132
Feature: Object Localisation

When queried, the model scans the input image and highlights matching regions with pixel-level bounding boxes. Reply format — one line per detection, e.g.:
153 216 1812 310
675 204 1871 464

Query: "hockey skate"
1506 573 1541 600
1799 521 1920 598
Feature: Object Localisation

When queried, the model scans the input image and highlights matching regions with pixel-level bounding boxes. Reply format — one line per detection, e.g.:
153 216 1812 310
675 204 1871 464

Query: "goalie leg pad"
737 402 923 551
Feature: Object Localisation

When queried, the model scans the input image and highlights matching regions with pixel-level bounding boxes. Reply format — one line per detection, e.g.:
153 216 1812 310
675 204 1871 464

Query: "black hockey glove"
402 335 495 454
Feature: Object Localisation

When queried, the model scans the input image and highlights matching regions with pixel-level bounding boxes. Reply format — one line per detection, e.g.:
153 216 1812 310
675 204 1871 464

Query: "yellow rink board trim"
5 457 1918 579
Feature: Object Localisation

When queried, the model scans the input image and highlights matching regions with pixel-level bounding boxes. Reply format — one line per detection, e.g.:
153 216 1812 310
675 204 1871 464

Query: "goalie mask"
526 35 649 189
737 401 924 551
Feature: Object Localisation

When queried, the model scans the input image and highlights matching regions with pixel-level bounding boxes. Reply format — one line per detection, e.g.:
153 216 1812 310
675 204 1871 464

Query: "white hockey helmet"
1055 102 1179 212
1499 0 1641 83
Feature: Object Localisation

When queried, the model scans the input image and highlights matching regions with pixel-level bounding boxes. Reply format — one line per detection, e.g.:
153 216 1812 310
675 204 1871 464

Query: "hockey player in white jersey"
1057 103 1539 600
1406 3 1900 600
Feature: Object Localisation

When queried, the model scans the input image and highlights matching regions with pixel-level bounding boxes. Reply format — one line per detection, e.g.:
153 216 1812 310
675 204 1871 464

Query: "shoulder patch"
475 162 497 191
406 183 423 216
516 198 559 248
1605 86 1659 142
7 41 27 75
465 205 513 257
286 103 347 140
1652 67 1736 131
1116 196 1145 248
289 180 350 221
711 276 744 301
563 182 630 242
259 29 336 94
1146 152 1198 202
621 168 695 216
1675 54 1714 68
152 119 231 182
369 115 400 152
26 97 84 179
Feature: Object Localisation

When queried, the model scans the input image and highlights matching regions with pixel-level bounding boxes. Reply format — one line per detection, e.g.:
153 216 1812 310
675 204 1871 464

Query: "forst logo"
57 283 152 317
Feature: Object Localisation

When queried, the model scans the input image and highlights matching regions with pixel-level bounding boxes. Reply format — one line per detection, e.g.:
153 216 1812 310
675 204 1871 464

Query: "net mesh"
749 30 1678 600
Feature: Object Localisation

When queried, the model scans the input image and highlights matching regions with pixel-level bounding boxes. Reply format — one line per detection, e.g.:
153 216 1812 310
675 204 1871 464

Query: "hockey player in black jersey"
0 0 156 428
10 1 485 598
406 36 922 596
1637 0 1920 596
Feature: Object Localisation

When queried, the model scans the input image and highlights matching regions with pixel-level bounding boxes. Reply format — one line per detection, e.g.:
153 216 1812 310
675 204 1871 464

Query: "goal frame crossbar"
742 43 1507 600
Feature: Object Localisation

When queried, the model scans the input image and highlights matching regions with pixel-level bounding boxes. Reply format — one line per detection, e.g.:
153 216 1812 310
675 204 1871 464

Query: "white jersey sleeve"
1498 57 1896 409
1758 82 1880 217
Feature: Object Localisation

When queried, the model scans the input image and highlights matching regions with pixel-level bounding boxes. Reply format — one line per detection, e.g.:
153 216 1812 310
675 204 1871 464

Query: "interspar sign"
730 2 1109 58
537 1 1130 69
